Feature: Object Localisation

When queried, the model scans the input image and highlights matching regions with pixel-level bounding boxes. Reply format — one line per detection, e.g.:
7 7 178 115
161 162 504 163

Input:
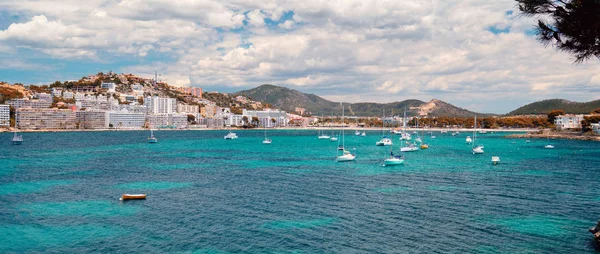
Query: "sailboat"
355 118 361 136
330 133 338 142
544 135 554 149
420 125 429 149
318 115 330 139
11 112 23 145
148 128 158 143
472 115 484 154
400 108 418 152
336 102 356 162
384 136 405 166
262 126 272 144
465 136 472 144
376 109 393 146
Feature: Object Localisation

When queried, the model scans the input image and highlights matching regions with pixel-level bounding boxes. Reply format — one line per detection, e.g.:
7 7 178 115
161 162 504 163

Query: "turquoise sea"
1 130 600 253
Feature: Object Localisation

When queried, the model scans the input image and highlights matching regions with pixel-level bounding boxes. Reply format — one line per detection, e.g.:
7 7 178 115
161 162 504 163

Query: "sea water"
1 130 600 253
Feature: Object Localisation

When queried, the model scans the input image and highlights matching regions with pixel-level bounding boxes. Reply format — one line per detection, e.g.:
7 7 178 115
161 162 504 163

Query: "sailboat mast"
341 102 344 146
473 115 477 149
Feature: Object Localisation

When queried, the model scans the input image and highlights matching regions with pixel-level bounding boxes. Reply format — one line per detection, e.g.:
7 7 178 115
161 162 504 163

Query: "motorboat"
472 145 484 154
376 137 393 146
491 156 500 165
224 132 238 139
120 194 147 201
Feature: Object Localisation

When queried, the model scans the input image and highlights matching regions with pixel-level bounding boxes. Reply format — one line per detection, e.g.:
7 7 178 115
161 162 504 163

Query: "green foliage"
516 0 600 62
547 109 566 123
509 99 600 115
582 115 600 132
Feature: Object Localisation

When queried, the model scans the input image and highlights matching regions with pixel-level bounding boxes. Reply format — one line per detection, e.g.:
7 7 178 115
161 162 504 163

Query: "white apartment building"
592 123 600 135
51 88 63 97
177 103 199 114
145 96 176 114
108 111 145 129
62 91 74 100
0 104 9 127
74 92 86 101
554 114 584 130
6 98 52 109
17 108 77 129
243 109 288 127
148 114 189 129
76 111 109 129
101 82 116 93
36 93 53 103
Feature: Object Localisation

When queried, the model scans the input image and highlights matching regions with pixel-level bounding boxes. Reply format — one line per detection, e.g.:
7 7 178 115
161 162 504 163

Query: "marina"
1 130 600 252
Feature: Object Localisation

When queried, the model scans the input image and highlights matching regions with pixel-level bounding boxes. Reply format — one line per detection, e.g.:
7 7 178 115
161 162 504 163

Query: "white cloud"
0 0 599 113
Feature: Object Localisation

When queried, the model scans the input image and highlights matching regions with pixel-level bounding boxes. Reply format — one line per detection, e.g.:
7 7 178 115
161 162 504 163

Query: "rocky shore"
505 130 600 142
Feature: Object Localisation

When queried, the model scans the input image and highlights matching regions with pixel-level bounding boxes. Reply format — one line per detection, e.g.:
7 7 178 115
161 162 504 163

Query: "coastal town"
1 71 600 138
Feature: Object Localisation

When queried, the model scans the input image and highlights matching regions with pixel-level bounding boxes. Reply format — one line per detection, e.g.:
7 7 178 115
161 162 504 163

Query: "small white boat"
465 136 472 144
491 156 500 165
526 139 531 143
318 134 330 139
431 135 436 139
400 133 412 141
415 137 422 143
479 130 488 134
401 143 419 152
224 132 238 139
262 138 272 144
330 136 338 142
545 144 555 149
376 137 393 146
336 150 356 162
391 130 402 135
355 130 361 136
120 194 147 201
361 131 366 136
472 145 484 154
11 132 23 145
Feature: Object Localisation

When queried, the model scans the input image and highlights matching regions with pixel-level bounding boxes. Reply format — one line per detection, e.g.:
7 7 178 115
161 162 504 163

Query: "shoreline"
1 127 538 133
505 131 600 142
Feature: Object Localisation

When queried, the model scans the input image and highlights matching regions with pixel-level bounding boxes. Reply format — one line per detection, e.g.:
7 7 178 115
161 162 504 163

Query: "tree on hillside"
592 108 600 114
516 0 600 62
547 109 566 123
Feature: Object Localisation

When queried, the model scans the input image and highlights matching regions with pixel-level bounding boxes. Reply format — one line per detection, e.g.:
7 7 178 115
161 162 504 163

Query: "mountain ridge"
234 84 492 117
508 98 600 115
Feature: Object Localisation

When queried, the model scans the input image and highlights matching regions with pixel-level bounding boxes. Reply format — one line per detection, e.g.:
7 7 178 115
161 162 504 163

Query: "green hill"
508 99 600 115
234 84 488 117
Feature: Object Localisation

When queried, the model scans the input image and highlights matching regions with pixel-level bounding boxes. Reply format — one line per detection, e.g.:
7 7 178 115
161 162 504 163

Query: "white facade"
243 109 288 127
16 108 77 129
62 91 74 100
145 96 177 114
554 114 584 130
6 99 52 109
0 104 9 127
76 111 109 129
51 88 63 97
108 112 145 129
592 123 600 135
101 82 116 93
148 113 189 129
177 103 199 114
36 93 53 103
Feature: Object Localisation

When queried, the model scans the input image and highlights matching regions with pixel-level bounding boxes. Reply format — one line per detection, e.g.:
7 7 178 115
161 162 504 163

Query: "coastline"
505 131 600 142
1 127 538 133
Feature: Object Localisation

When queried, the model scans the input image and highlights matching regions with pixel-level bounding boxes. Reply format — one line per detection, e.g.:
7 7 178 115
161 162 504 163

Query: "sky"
0 0 599 114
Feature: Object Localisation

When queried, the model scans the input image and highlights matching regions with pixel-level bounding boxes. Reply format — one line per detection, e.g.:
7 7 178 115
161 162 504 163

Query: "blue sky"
0 0 599 114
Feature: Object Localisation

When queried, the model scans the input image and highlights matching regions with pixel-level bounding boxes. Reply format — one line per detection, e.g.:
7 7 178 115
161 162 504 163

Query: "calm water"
1 130 600 253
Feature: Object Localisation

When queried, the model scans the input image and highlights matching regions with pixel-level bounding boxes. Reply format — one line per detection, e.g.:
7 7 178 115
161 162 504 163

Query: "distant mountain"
508 99 600 115
234 84 488 117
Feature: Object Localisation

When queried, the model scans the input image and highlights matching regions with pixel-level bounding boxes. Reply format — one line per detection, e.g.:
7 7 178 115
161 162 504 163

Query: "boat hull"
120 194 147 201
384 158 404 166
336 154 356 162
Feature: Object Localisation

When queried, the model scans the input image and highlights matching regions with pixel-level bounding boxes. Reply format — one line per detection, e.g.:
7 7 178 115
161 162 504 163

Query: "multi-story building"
108 111 145 129
0 104 9 127
6 98 52 109
101 82 116 93
177 103 199 114
554 114 584 130
51 88 63 97
62 91 74 100
16 108 77 129
148 114 189 129
74 93 86 101
243 109 288 127
36 93 53 103
76 111 109 129
202 104 218 118
145 96 176 114
177 87 203 98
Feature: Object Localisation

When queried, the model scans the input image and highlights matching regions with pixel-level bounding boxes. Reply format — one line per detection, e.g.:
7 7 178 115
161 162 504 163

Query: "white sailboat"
11 112 23 145
465 136 472 144
376 109 393 146
262 126 272 144
318 115 330 139
355 118 361 136
224 125 238 139
400 108 418 152
148 128 158 143
472 115 484 154
336 103 356 162
384 135 405 166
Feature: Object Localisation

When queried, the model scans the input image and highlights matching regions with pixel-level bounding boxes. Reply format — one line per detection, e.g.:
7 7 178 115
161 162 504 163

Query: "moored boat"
120 194 147 201
491 156 500 165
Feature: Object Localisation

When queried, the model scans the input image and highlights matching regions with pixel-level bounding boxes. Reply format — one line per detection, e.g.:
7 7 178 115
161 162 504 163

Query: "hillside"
508 99 600 115
235 84 488 117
